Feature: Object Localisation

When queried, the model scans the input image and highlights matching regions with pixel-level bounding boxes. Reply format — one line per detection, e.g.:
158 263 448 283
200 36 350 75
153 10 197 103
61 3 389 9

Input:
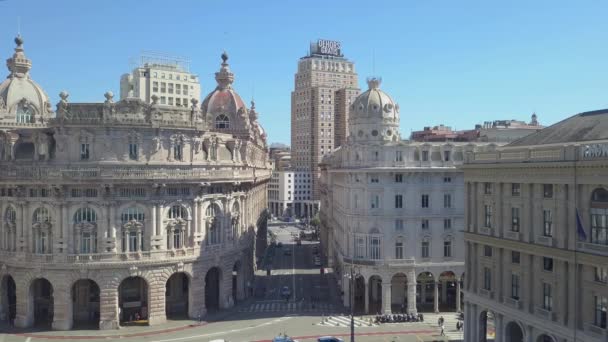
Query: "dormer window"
16 102 33 123
216 114 230 129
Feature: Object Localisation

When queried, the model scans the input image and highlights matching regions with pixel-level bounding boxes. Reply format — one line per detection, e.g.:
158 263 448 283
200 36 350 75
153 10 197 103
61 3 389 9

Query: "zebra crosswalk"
238 301 338 314
318 315 377 328
423 313 464 341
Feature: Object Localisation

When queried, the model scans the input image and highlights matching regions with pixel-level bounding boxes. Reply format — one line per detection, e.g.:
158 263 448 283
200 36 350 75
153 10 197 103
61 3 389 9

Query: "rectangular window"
543 283 553 311
168 83 174 94
591 210 608 245
421 219 429 230
370 176 379 183
511 207 520 232
80 143 90 160
484 205 493 227
395 150 403 162
395 174 403 183
444 218 452 230
543 184 553 198
444 150 451 161
395 219 404 231
543 209 553 237
484 182 493 195
161 82 166 93
511 251 520 264
168 97 174 106
176 83 181 95
128 231 138 252
152 81 159 92
543 257 553 272
160 96 166 104
512 183 521 196
444 194 452 208
371 195 380 209
183 86 188 95
174 144 183 161
369 236 381 260
595 267 608 283
84 189 97 198
484 245 493 257
443 240 452 257
483 267 492 290
444 177 452 183
176 98 181 106
395 195 403 209
421 241 429 258
129 143 138 160
511 274 520 300
595 295 607 328
422 150 429 161
421 194 429 208
395 241 403 259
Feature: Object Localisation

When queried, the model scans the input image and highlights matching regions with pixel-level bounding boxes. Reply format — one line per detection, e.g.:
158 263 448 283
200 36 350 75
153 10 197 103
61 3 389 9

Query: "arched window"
206 204 221 245
16 104 33 123
230 202 240 241
168 205 187 219
167 205 187 249
591 188 608 245
32 207 53 254
215 114 230 129
121 206 145 223
33 207 50 223
74 208 97 223
2 206 17 251
74 208 97 254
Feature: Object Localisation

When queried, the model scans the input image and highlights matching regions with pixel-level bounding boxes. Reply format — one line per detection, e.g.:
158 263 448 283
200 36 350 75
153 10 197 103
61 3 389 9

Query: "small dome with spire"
0 35 53 120
201 52 248 132
348 77 400 144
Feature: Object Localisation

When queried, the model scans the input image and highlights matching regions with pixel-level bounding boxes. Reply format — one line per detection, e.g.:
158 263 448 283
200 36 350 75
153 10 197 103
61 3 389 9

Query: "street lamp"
344 262 361 342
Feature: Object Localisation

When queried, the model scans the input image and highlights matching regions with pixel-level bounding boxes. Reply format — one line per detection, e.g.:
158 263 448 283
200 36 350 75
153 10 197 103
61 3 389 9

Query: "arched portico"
205 267 222 312
416 272 435 312
505 321 524 342
232 261 244 304
391 273 408 313
31 278 53 327
72 279 100 329
118 276 148 326
536 334 556 342
479 310 495 342
0 275 16 323
165 273 189 319
438 271 457 312
368 275 382 314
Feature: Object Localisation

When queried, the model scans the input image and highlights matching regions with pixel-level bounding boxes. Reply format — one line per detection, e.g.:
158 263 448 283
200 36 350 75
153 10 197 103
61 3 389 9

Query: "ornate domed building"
0 36 271 330
319 77 491 315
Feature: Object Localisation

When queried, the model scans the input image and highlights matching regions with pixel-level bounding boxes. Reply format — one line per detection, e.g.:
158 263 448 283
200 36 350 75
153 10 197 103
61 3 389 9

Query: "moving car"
281 286 291 298
273 334 298 342
318 337 344 342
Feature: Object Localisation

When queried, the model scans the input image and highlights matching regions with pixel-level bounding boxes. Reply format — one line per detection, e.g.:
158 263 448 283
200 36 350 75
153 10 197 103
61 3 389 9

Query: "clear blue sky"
1 0 607 145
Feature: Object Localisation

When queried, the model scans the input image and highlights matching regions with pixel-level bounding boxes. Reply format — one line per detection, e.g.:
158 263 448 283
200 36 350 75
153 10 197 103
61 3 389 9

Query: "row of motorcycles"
374 313 424 323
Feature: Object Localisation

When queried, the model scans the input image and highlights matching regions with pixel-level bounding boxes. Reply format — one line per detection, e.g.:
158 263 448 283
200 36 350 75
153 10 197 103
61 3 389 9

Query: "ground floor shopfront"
0 251 254 330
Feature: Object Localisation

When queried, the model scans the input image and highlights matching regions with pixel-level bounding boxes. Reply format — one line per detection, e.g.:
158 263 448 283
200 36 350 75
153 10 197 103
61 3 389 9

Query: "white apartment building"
463 109 608 342
320 77 490 315
268 171 295 219
120 53 201 107
0 36 270 330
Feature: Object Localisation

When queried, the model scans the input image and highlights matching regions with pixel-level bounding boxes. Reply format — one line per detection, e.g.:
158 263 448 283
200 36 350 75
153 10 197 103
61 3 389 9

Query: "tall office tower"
290 39 359 218
120 52 201 107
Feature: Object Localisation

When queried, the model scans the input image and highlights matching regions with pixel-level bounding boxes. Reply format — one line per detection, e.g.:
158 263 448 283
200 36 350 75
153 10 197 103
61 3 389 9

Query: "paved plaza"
0 224 465 341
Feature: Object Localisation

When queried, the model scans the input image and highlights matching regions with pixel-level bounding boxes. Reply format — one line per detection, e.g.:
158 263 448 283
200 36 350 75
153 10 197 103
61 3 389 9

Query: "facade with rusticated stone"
0 36 271 330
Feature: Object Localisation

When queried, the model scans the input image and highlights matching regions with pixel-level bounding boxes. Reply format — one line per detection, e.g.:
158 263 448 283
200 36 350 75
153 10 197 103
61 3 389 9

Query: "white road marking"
25 338 31 342
148 316 293 342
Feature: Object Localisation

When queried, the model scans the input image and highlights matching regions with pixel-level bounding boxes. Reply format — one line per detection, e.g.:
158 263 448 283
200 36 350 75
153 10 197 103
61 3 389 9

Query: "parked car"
273 334 298 342
318 337 344 342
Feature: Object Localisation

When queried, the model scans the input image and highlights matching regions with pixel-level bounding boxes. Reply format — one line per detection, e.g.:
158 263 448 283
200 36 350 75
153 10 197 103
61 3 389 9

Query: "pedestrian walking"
440 324 445 336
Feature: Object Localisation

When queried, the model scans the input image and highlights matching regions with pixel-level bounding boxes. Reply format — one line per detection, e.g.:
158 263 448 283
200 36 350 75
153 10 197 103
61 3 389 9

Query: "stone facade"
0 37 271 330
320 78 491 315
463 110 608 342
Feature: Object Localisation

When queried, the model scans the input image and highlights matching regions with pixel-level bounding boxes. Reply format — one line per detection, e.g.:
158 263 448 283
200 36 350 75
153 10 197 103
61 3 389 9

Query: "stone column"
495 313 504 342
364 280 369 314
382 282 392 314
343 276 350 308
14 277 33 328
456 280 462 312
463 302 472 341
109 205 116 252
16 202 25 252
192 199 198 235
75 227 81 254
157 204 165 250
98 203 108 253
433 281 439 313
186 220 192 247
99 286 119 330
62 204 69 253
407 270 417 314
52 284 73 330
136 230 142 251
